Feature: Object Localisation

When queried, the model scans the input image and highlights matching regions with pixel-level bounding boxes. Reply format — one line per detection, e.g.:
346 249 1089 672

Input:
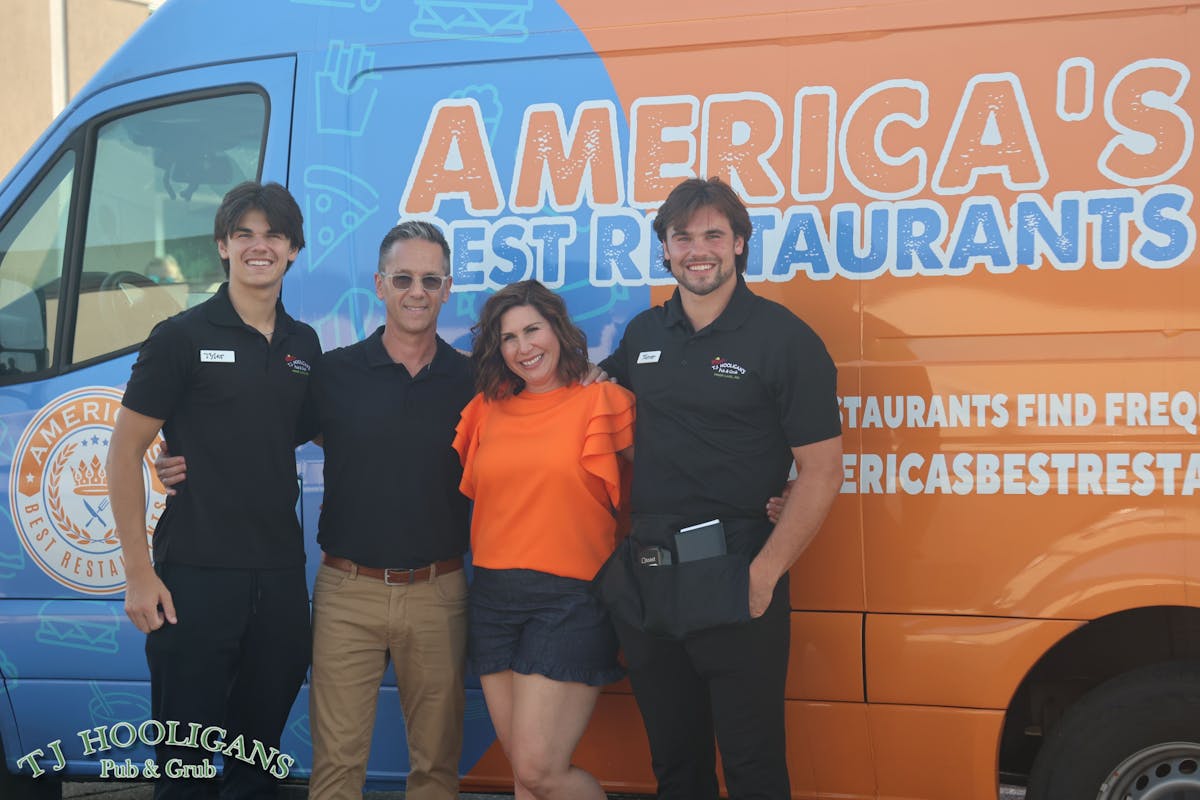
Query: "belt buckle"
383 568 414 586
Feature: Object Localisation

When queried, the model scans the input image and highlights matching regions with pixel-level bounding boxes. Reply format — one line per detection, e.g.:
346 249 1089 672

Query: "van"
0 0 1196 797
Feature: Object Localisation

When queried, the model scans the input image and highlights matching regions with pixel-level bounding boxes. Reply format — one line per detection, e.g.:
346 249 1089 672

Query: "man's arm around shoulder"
748 435 843 618
107 406 175 633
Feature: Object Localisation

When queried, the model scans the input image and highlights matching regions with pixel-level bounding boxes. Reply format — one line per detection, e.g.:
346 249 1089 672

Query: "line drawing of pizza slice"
303 164 381 273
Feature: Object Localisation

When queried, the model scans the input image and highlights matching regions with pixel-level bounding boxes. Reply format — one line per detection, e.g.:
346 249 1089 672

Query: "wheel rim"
1097 742 1200 800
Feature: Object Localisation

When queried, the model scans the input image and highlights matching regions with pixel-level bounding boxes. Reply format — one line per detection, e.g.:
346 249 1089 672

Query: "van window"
0 152 75 379
72 92 266 363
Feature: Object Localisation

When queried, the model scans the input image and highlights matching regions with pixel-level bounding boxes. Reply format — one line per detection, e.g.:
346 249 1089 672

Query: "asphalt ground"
62 783 667 799
63 781 1029 798
63 784 528 799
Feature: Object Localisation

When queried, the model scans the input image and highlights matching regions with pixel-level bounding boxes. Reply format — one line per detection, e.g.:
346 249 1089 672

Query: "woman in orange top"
453 280 634 800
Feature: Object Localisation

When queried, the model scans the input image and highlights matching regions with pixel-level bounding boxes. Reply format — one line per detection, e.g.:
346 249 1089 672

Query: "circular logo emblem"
9 387 166 594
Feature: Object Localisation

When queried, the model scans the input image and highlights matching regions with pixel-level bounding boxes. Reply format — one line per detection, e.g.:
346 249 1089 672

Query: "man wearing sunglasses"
156 221 473 800
305 220 473 800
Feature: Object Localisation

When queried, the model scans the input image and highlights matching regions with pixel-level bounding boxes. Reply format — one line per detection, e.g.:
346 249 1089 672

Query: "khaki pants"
308 561 468 800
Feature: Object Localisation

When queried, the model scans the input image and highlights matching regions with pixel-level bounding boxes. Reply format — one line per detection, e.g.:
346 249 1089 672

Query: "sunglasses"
380 273 449 292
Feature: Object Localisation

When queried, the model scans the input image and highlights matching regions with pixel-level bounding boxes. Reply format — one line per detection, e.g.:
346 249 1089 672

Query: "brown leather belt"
322 553 463 585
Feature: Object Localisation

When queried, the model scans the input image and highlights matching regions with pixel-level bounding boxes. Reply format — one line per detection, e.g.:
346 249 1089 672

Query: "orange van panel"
865 615 1082 708
869 704 1004 800
791 497 867 612
788 611 865 701
790 702 876 799
565 0 1191 55
860 463 1196 618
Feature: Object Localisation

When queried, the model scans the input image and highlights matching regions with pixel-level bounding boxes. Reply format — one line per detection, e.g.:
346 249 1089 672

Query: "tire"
1027 660 1200 800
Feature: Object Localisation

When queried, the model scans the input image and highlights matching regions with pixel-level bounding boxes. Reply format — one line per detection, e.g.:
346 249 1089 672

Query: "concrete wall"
0 0 151 181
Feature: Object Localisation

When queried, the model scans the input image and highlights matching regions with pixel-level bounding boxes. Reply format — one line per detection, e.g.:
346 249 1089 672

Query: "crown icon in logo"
69 455 109 496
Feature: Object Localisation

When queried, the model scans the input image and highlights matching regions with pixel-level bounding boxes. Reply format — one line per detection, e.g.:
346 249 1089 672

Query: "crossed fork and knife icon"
81 497 111 528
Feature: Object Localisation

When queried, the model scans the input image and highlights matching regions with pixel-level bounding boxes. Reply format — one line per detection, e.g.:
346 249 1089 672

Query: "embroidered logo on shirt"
285 355 312 376
637 350 661 364
711 356 747 379
199 350 235 363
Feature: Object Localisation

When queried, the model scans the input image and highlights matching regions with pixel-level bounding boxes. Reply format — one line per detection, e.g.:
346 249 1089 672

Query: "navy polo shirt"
600 276 840 521
121 283 321 568
312 328 474 568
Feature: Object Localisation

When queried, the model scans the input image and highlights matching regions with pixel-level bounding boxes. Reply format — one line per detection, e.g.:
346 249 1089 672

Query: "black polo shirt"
312 328 474 568
600 276 840 522
121 283 321 568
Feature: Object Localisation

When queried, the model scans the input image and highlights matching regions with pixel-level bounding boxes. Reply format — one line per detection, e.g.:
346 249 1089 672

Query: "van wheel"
1026 660 1200 800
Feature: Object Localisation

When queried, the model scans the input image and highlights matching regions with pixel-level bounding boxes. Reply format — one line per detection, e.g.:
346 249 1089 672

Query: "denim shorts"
469 566 624 686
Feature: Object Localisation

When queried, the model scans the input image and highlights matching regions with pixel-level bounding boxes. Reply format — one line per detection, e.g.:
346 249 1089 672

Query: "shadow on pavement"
65 780 1025 799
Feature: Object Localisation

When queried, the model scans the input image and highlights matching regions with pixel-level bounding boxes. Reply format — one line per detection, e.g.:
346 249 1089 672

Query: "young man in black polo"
109 181 320 799
599 177 844 800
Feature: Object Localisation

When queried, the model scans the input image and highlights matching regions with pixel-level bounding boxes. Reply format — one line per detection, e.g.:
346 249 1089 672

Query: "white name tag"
200 349 235 363
637 350 661 364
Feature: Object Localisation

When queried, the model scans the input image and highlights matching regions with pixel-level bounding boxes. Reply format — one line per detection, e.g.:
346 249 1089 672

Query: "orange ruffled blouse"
452 381 635 581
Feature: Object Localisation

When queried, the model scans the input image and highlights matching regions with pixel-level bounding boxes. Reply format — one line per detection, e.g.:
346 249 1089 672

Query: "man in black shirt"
109 182 319 799
599 177 844 800
155 221 473 800
305 222 472 800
